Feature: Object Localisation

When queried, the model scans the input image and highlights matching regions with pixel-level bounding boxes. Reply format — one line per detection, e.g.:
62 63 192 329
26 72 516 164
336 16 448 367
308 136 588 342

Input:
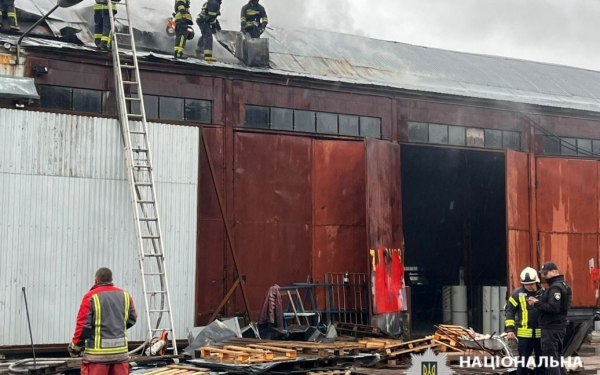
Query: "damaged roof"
7 0 600 114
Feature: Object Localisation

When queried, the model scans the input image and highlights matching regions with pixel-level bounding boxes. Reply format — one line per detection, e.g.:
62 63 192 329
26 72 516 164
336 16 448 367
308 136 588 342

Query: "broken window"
245 105 270 128
339 115 360 136
316 112 338 134
271 107 293 130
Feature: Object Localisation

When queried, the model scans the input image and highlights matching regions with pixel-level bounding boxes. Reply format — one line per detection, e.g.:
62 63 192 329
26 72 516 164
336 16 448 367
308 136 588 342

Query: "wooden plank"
248 344 298 358
166 365 210 373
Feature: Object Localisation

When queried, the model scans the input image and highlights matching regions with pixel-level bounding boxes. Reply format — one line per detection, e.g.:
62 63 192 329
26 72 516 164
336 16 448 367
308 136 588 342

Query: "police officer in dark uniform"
195 0 222 62
505 267 545 375
240 0 268 38
173 0 193 58
528 261 572 375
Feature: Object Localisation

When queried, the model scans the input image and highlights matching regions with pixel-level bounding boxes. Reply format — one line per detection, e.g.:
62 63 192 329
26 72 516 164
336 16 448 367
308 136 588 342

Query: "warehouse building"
1 0 600 348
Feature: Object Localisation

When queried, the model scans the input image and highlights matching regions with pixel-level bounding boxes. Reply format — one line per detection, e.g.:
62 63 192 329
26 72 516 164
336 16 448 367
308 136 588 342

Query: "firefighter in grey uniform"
529 261 572 375
195 0 221 62
0 0 19 30
505 267 544 375
240 0 267 38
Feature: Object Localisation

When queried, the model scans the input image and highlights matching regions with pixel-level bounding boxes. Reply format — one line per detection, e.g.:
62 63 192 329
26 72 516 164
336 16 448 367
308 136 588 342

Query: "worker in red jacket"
68 268 137 375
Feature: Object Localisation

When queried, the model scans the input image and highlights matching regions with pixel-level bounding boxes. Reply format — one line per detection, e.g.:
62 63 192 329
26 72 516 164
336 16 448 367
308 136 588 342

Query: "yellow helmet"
520 267 539 284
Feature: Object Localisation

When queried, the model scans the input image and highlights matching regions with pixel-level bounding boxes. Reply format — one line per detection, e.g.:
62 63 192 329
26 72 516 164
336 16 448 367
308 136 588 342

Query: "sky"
212 0 600 71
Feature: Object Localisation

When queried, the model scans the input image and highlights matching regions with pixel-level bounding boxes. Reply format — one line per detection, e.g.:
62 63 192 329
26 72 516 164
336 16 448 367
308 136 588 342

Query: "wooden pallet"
307 370 351 375
222 338 363 358
335 323 389 338
142 365 210 375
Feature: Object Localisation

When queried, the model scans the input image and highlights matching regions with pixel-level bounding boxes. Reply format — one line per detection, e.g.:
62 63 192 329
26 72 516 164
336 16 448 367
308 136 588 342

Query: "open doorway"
402 145 507 337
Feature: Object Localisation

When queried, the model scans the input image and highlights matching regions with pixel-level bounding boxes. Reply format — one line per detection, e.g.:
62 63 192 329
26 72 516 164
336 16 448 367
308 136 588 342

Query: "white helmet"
520 267 539 284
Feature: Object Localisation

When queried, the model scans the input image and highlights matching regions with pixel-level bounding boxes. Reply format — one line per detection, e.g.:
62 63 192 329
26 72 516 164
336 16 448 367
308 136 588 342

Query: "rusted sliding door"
536 157 599 307
364 138 405 335
505 149 533 291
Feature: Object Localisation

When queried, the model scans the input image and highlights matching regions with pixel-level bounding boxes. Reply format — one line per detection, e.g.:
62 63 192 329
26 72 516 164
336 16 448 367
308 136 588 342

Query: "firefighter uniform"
534 265 572 375
505 284 544 375
196 0 221 61
174 0 193 58
240 0 267 38
0 0 19 30
68 282 137 373
94 0 118 49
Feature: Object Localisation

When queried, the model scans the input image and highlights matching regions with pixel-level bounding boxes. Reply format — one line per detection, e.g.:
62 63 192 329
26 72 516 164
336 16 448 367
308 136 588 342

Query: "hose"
7 358 76 374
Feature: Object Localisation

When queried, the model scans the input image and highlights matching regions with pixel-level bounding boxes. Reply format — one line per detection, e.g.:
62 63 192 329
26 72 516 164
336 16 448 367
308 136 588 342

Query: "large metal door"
365 138 405 335
506 149 533 291
536 157 599 307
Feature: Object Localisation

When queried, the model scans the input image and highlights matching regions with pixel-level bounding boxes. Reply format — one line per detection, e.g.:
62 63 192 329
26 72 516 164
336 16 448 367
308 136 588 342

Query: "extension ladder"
107 0 178 355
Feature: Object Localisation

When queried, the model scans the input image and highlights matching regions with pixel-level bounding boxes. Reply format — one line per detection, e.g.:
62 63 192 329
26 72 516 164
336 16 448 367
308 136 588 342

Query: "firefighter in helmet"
240 0 267 38
505 267 545 375
0 0 19 31
195 0 222 62
173 0 193 58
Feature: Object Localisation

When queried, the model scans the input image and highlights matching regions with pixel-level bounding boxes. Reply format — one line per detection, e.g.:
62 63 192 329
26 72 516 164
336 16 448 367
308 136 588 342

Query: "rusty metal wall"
233 132 313 319
506 150 532 290
536 158 600 306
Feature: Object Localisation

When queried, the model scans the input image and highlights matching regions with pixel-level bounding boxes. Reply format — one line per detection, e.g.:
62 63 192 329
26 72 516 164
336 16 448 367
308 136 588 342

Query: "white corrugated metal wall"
0 108 199 345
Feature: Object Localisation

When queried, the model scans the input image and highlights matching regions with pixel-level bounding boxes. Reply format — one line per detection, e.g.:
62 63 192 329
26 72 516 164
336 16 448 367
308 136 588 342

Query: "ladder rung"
146 291 167 294
144 273 164 276
128 114 143 118
114 17 129 21
123 81 138 85
133 165 152 169
129 131 146 134
132 148 148 152
137 200 155 204
149 310 170 313
139 218 158 221
125 97 141 101
151 328 172 332
142 235 160 239
143 253 163 257
115 32 131 37
121 64 136 69
135 182 152 186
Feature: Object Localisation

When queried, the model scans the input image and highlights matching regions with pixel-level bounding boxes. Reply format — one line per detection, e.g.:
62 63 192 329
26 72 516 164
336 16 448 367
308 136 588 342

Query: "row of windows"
408 122 521 151
245 105 382 138
542 136 600 156
40 86 103 113
39 85 212 124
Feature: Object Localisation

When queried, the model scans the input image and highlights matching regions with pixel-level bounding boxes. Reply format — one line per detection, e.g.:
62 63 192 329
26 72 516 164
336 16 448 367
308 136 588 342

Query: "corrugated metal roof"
0 109 199 345
7 0 600 113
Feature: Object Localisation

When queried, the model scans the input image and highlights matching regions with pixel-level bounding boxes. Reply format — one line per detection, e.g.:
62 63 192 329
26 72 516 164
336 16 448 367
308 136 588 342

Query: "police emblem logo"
554 292 561 300
407 348 453 375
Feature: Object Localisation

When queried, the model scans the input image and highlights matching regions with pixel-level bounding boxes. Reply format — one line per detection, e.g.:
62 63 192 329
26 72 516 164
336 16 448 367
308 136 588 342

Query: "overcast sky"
217 0 600 71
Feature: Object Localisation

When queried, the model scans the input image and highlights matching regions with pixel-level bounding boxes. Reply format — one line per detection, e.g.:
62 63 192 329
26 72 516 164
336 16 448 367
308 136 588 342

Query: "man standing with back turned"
68 267 137 375
528 261 572 375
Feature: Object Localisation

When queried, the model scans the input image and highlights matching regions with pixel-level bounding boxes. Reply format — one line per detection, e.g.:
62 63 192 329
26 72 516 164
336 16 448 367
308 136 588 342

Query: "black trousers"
245 26 261 38
517 337 544 375
174 20 190 57
541 327 566 375
93 6 114 47
197 22 213 57
0 0 17 28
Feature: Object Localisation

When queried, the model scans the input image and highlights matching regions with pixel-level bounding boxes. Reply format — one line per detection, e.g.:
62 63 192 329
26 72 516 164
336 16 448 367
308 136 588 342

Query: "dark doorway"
401 145 507 337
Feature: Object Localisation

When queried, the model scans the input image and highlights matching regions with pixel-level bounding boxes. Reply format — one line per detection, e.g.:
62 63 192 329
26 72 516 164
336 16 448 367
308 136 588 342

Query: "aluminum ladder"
107 0 178 355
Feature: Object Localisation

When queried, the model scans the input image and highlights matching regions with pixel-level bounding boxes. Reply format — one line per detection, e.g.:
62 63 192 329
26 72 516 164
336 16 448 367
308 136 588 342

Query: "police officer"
195 0 222 62
0 0 19 31
528 261 572 375
505 267 545 375
173 0 193 58
240 0 268 38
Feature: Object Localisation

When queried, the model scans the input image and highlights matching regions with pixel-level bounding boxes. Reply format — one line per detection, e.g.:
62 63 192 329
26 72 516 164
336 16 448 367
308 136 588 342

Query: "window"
143 95 159 119
159 97 184 122
503 131 520 150
484 129 503 149
294 110 316 132
448 126 466 146
40 85 103 114
245 105 270 128
317 112 338 134
594 140 600 155
542 135 600 156
560 138 578 156
466 128 485 148
429 124 448 144
339 115 359 136
408 122 428 142
185 99 211 123
543 136 561 154
271 107 293 130
360 117 381 138
577 139 592 155
73 88 102 113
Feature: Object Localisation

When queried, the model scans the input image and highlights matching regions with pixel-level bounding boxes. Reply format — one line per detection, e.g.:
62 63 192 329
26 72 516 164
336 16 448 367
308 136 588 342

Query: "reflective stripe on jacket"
71 283 137 362
505 285 543 338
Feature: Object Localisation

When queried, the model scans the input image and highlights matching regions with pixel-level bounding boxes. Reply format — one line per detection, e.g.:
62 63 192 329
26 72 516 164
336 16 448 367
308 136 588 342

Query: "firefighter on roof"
505 267 545 375
195 0 222 62
0 0 20 31
173 0 193 58
94 0 119 50
240 0 267 39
